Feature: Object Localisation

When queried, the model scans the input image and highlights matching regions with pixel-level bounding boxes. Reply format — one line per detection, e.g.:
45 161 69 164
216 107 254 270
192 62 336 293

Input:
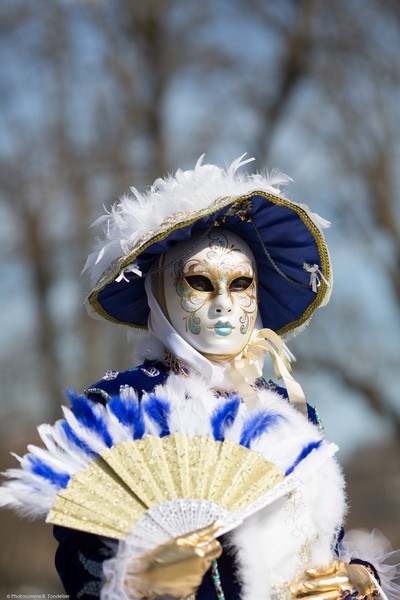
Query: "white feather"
105 406 134 444
145 373 214 438
95 246 106 265
61 406 107 454
25 444 75 475
38 422 91 470
0 470 58 517
226 153 255 176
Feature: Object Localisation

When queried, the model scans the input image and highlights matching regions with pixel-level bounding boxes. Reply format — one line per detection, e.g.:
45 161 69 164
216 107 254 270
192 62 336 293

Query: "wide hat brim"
87 190 331 340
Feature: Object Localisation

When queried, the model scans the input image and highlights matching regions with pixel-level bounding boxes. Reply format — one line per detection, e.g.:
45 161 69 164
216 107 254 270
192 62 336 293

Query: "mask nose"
210 286 233 317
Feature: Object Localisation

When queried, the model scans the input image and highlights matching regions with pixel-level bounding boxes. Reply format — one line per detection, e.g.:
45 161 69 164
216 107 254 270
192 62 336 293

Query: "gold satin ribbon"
230 328 308 415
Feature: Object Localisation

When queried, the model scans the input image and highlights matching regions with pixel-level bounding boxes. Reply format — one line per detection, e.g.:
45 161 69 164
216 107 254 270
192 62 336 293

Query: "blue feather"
143 396 171 437
108 395 145 440
27 455 70 488
60 420 97 456
240 411 284 448
285 440 323 476
65 390 113 448
211 396 240 441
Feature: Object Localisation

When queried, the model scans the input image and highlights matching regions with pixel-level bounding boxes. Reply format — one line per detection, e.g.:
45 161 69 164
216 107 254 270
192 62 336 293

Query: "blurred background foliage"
0 0 399 592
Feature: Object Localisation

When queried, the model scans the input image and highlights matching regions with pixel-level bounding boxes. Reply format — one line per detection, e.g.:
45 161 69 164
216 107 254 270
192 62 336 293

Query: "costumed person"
1 156 399 600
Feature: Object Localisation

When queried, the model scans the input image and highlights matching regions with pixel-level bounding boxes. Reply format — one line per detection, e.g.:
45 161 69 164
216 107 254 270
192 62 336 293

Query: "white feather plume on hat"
83 154 293 284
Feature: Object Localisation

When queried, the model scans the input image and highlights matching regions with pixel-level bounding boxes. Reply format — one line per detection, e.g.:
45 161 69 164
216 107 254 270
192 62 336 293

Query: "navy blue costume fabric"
54 360 320 599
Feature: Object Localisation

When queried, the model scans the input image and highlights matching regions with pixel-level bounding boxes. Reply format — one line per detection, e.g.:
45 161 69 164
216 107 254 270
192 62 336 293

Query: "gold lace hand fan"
47 432 283 546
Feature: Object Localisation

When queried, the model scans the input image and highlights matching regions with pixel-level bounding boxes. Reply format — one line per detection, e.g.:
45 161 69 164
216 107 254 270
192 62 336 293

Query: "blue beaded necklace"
211 559 225 600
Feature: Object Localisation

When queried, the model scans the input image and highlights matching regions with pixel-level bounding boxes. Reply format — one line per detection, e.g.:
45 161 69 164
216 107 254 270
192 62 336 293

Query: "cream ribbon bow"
230 328 307 415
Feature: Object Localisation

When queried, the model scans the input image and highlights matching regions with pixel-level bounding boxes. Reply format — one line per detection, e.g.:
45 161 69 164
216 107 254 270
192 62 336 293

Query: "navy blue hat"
85 156 332 339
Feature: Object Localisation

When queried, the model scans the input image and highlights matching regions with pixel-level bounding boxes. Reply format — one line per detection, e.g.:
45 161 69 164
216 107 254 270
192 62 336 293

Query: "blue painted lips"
214 321 233 336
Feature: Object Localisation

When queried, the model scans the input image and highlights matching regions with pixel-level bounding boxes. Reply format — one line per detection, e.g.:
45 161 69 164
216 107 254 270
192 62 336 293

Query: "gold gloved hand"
289 559 379 599
124 521 223 599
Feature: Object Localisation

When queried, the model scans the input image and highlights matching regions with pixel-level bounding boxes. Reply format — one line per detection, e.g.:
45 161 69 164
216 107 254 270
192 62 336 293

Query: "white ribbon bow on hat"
303 263 330 293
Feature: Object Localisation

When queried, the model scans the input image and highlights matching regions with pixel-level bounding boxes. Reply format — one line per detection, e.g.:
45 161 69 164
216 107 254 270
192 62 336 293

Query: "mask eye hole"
229 277 253 292
185 275 214 292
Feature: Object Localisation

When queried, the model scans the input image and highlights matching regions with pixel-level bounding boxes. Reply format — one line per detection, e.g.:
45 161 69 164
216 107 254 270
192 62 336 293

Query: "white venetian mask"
162 229 258 358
